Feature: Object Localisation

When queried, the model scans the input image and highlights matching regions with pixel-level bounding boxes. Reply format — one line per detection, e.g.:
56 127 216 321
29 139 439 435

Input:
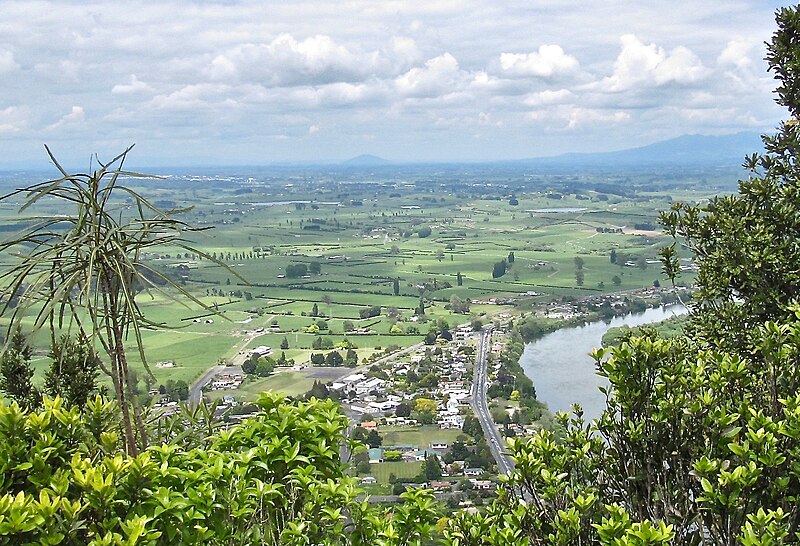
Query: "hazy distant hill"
342 154 391 166
523 132 763 168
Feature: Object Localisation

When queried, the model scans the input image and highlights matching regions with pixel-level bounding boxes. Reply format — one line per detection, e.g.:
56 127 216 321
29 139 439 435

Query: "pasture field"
0 164 708 398
368 461 424 484
379 425 467 447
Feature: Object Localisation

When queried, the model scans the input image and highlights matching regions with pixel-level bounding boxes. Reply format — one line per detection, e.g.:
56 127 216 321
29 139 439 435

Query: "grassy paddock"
369 461 423 483
380 425 466 448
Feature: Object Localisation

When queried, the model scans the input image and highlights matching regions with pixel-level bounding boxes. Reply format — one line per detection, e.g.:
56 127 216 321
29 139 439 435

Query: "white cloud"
309 124 320 134
112 75 153 95
0 0 786 163
500 45 579 78
0 50 19 74
567 108 630 128
524 89 574 106
47 106 85 130
718 38 757 70
395 53 468 97
600 34 707 91
0 106 26 134
288 81 383 106
149 84 232 111
390 37 422 68
208 34 382 86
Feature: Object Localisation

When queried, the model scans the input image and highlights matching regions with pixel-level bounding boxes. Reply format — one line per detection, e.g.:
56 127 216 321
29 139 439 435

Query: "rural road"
188 330 261 407
470 325 515 476
188 364 225 407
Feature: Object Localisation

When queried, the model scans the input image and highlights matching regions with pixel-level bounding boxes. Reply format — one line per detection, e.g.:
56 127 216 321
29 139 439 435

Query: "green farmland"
0 165 704 399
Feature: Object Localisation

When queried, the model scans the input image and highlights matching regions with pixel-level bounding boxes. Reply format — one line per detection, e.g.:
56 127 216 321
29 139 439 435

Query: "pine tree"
44 334 99 409
0 327 40 410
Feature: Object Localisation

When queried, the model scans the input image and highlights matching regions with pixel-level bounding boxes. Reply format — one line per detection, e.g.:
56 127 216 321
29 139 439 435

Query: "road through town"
470 326 515 475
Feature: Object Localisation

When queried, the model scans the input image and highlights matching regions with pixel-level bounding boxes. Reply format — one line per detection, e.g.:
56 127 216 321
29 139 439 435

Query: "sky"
0 1 795 167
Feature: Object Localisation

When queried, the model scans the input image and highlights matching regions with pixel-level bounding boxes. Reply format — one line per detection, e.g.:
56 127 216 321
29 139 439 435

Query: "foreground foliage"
4 6 800 546
445 308 800 545
0 393 439 545
0 146 241 455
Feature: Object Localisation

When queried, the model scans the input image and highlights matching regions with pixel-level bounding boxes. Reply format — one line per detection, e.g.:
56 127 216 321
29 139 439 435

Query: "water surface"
519 305 687 422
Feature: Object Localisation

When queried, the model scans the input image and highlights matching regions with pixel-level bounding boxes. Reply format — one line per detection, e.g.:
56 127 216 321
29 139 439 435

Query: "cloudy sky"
0 1 794 167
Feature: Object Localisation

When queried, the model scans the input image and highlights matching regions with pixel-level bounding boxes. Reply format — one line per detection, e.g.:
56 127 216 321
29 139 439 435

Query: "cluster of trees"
0 329 99 411
284 263 308 278
574 256 585 286
359 305 382 319
241 355 274 376
284 261 322 278
160 379 189 401
448 294 471 314
310 348 358 367
352 425 382 448
489 253 518 280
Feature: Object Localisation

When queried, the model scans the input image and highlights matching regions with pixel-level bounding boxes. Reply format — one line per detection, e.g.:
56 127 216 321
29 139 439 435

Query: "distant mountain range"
525 132 763 168
342 154 392 166
342 132 765 169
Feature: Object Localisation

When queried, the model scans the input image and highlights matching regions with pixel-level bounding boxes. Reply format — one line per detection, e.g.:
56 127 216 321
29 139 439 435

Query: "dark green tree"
423 454 442 481
492 260 507 278
310 352 325 366
242 358 256 375
393 278 400 296
280 336 289 350
366 429 382 448
44 334 99 409
395 401 411 418
255 358 274 377
324 350 343 367
165 379 189 402
0 327 40 410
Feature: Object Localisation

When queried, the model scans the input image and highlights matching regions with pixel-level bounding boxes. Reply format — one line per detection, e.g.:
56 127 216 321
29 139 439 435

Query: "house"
341 373 366 385
368 400 399 412
470 479 494 490
429 481 452 492
403 449 433 462
361 476 377 484
464 467 484 477
355 377 386 395
431 442 448 450
248 345 272 358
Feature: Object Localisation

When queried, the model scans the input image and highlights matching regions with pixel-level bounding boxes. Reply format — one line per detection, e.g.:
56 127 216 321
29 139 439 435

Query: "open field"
380 425 467 447
368 461 423 484
0 165 706 399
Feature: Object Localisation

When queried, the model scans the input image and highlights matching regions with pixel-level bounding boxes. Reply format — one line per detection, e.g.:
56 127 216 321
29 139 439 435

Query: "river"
519 305 687 422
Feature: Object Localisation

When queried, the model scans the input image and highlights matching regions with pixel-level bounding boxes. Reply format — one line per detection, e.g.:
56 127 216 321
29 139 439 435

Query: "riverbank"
517 305 688 422
516 288 690 344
